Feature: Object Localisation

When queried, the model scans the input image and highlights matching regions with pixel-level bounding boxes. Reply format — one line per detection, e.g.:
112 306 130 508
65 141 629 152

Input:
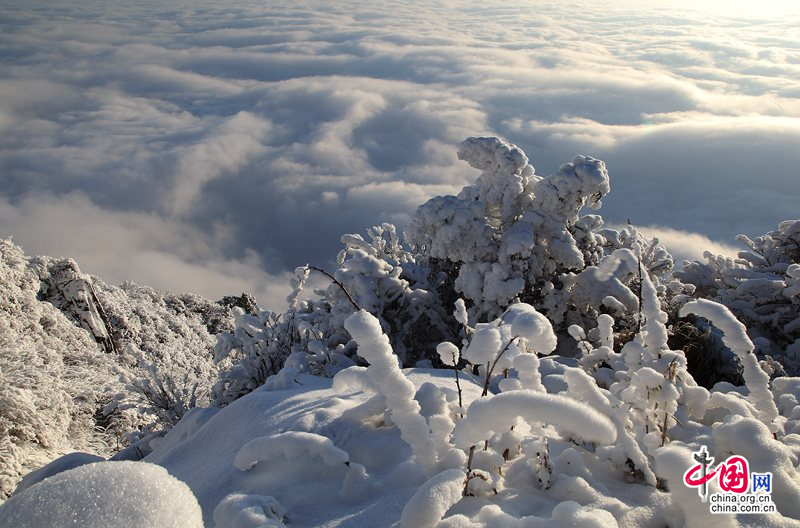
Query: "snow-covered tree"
406 137 684 344
678 219 800 375
213 137 692 404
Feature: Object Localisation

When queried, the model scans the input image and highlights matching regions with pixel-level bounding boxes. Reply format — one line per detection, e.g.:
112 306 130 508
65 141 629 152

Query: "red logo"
684 446 750 501
685 455 749 493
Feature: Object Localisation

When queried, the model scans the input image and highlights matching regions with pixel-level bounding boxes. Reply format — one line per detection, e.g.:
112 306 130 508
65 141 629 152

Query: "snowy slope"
147 370 484 527
148 308 799 527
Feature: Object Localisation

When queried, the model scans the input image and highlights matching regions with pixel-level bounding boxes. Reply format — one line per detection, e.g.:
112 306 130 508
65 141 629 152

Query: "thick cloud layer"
1 0 798 309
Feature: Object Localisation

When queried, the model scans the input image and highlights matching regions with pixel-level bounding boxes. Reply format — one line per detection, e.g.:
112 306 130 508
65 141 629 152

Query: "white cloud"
0 193 291 311
1 0 798 303
632 225 740 264
168 111 271 216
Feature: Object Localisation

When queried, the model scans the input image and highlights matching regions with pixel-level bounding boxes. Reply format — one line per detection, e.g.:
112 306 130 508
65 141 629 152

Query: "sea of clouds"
1 0 798 309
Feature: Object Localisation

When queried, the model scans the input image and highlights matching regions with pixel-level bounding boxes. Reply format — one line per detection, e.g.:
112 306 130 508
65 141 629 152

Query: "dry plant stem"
307 266 361 311
453 362 464 413
660 358 678 446
481 336 520 397
464 446 476 496
636 258 643 334
465 336 522 493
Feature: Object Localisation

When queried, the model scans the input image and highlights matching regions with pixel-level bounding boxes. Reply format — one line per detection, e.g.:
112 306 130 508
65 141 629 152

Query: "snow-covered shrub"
211 137 707 409
404 137 687 353
264 138 681 378
678 219 800 375
30 249 236 434
406 137 609 320
133 275 800 527
679 299 781 434
0 240 130 497
213 228 457 402
0 239 242 495
212 308 293 405
121 352 205 427
309 228 453 366
91 283 234 429
452 390 617 448
318 264 791 526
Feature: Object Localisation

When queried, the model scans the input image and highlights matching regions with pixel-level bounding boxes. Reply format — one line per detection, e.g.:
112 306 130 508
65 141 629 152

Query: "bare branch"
306 266 361 311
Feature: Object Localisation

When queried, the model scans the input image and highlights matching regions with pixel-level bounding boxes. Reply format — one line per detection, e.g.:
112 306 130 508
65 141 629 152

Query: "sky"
1 0 798 310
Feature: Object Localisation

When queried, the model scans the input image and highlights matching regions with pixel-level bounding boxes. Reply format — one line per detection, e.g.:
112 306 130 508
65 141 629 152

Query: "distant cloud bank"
1 0 798 309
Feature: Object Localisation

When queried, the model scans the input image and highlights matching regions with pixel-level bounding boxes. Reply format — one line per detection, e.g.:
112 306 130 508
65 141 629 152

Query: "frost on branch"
451 391 617 449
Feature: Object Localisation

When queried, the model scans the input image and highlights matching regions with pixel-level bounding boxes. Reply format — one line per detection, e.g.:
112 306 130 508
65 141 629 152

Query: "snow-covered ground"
3 305 799 527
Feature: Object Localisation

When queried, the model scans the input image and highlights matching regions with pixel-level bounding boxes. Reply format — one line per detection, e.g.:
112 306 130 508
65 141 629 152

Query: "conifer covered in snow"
679 219 800 375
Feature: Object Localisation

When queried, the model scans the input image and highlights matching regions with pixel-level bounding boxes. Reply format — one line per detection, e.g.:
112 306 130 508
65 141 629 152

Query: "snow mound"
234 431 350 470
12 451 104 495
400 468 465 528
213 493 288 528
0 461 202 528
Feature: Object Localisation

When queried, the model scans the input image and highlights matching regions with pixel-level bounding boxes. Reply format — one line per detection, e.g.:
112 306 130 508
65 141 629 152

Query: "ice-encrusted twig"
344 309 438 473
452 390 617 449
